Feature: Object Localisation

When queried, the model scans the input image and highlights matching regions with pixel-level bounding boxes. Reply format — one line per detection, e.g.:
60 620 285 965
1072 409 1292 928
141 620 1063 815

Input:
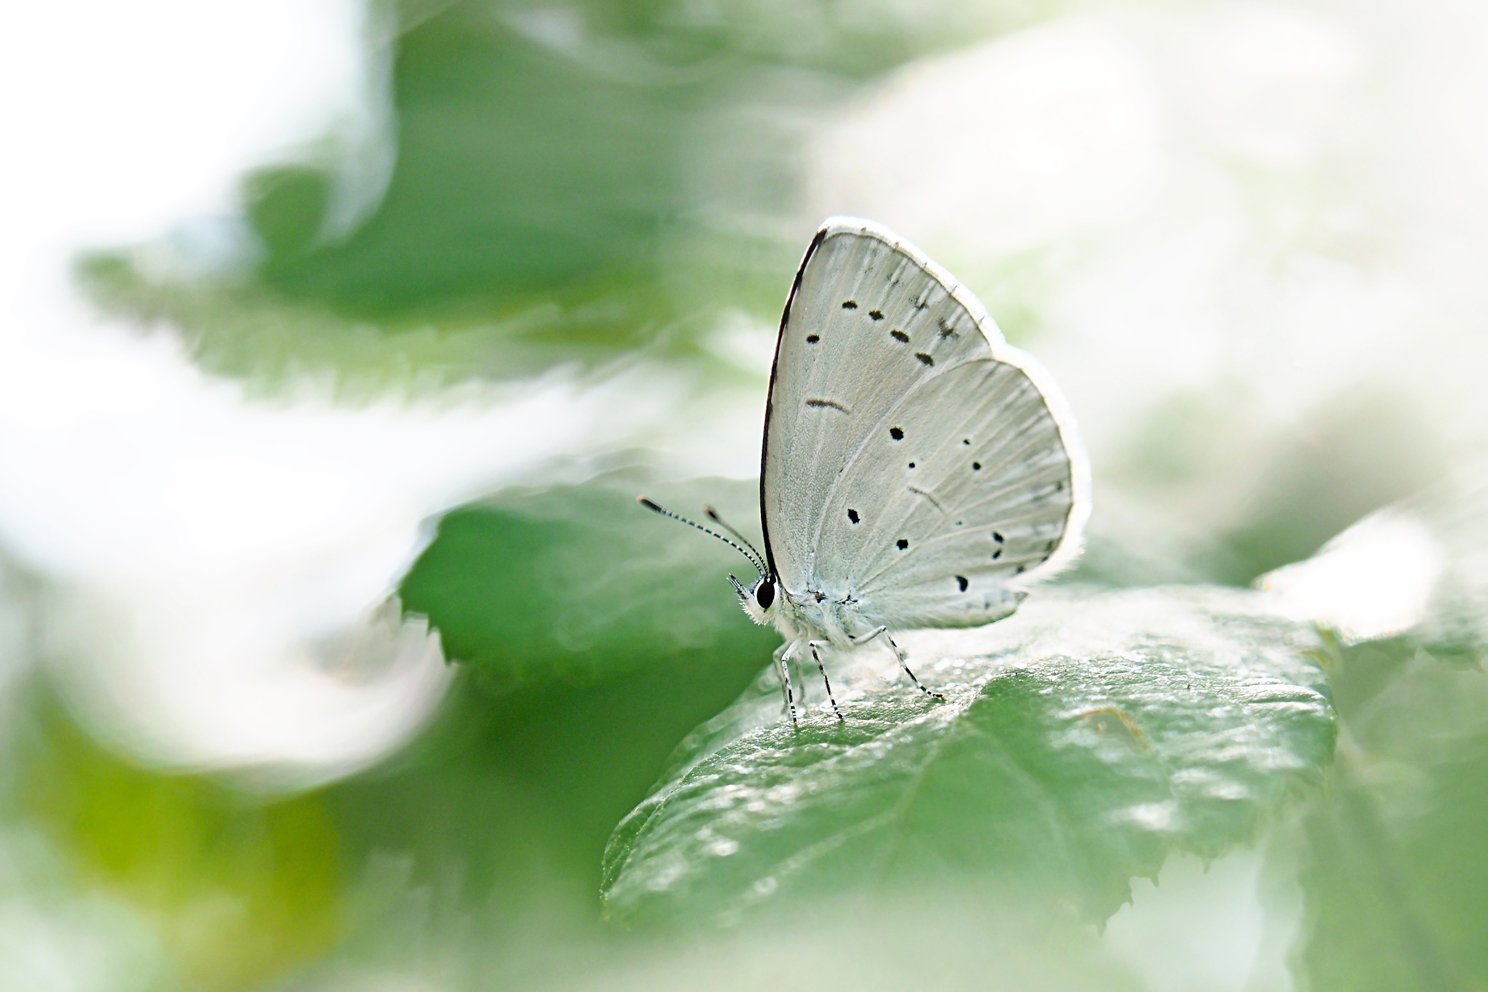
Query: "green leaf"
1299 635 1488 992
399 475 777 692
601 586 1336 926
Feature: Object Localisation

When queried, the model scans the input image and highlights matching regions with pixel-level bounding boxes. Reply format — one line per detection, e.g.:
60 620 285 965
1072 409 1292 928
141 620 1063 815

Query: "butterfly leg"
774 641 798 727
849 625 887 646
807 640 845 722
884 631 946 702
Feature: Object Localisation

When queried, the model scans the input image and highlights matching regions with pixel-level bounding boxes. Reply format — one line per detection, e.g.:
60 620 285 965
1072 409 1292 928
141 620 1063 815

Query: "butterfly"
642 217 1089 724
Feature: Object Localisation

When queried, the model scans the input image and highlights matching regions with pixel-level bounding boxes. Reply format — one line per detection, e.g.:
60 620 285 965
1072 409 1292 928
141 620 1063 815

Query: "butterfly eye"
755 580 775 610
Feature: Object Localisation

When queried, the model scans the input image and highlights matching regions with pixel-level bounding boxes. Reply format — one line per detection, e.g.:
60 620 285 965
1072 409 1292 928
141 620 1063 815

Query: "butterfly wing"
760 218 1090 629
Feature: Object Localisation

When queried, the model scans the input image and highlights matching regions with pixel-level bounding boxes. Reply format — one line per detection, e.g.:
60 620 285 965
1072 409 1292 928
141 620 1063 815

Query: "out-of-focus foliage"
1300 636 1488 992
256 0 1062 310
401 475 775 692
14 695 342 990
1211 390 1448 584
1293 473 1488 991
78 0 1061 388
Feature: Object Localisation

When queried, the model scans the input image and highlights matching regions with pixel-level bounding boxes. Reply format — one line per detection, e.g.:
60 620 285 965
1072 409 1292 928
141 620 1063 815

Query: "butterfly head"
729 573 778 625
637 496 780 624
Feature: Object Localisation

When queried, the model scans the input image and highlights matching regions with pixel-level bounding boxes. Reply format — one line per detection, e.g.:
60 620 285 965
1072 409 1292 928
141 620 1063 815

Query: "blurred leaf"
601 586 1335 926
527 897 1149 992
266 15 689 306
244 165 334 260
75 247 742 391
284 0 1061 310
1411 473 1488 668
399 474 777 693
1214 387 1446 584
258 3 832 317
1298 636 1488 992
16 692 342 992
1291 471 1488 990
75 0 1072 389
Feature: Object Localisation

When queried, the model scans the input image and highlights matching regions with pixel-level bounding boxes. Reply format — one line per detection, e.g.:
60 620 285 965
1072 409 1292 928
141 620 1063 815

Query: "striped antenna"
637 497 766 577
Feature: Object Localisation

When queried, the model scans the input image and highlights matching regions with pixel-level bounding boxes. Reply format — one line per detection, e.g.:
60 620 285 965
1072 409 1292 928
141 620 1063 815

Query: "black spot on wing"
915 352 934 366
806 334 819 343
806 398 850 413
896 538 909 550
907 462 915 469
993 532 1004 543
869 310 884 321
890 329 909 343
842 301 857 310
847 508 859 524
956 575 968 592
972 461 981 471
889 427 904 440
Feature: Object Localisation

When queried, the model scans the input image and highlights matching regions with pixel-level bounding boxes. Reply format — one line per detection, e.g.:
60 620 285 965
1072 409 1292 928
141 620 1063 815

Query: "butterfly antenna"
703 505 768 573
637 497 766 577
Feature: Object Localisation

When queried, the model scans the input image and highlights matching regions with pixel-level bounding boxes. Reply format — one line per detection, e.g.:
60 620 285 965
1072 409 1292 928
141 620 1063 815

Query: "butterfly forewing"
762 219 1087 630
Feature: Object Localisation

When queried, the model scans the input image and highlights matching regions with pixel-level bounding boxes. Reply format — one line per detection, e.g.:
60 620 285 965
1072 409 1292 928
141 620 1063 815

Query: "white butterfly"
643 217 1090 724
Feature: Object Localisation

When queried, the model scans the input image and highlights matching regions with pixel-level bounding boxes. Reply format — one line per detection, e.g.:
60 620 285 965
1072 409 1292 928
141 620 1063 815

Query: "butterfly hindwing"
761 218 1088 629
821 357 1076 627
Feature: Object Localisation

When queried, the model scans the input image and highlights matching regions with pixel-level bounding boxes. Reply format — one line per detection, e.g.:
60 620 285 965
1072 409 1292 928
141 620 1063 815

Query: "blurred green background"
3 0 1487 990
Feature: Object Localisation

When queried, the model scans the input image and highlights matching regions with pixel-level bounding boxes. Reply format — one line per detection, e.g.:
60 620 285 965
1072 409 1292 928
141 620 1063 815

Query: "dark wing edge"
760 217 1092 590
759 224 830 583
